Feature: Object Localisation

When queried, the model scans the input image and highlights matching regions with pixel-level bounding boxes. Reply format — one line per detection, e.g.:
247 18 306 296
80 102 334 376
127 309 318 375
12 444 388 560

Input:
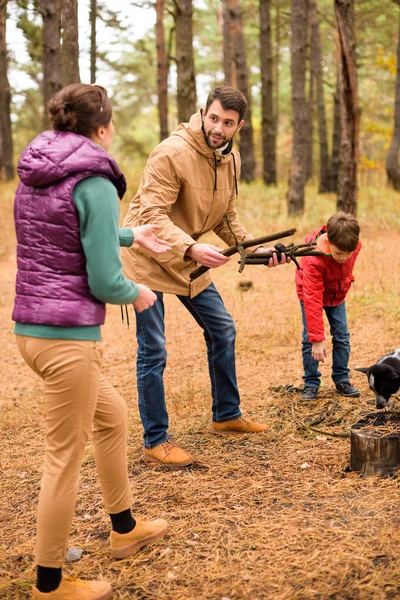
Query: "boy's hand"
312 341 326 362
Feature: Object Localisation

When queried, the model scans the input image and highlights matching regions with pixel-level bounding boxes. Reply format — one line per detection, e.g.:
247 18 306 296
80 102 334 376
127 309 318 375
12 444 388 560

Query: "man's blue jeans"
300 300 350 389
135 283 242 448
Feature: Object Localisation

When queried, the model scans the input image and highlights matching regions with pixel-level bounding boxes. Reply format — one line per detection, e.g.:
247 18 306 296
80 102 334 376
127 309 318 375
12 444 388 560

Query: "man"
122 86 286 468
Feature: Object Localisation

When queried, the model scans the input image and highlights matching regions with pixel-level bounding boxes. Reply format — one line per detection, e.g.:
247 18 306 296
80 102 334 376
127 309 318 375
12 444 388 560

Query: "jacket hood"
305 226 331 252
171 110 234 163
17 130 127 198
315 232 331 254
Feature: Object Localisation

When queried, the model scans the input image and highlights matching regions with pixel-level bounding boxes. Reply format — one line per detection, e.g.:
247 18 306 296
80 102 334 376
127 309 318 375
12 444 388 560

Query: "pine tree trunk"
61 0 80 85
90 0 96 84
274 0 280 135
222 0 234 86
330 71 341 192
156 0 168 141
39 0 62 126
306 65 314 182
287 0 308 215
310 0 331 193
174 0 196 123
229 0 255 183
0 0 14 180
386 8 400 190
335 0 359 215
260 0 276 185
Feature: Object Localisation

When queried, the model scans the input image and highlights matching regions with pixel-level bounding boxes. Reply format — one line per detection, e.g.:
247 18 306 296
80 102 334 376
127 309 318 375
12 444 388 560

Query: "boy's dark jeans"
300 300 350 389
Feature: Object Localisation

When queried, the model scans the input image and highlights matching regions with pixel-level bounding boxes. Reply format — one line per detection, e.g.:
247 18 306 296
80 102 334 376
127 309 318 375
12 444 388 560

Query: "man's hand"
253 246 290 268
312 341 327 362
131 225 171 254
186 243 231 269
133 284 157 313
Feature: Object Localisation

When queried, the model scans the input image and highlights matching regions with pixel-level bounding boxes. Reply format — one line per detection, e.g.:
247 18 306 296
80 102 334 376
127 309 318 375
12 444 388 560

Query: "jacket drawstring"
232 153 238 198
120 304 130 328
213 152 217 191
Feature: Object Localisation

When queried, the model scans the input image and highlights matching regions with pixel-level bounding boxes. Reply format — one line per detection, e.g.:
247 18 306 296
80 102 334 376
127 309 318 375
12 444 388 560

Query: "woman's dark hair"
205 86 248 123
48 83 112 138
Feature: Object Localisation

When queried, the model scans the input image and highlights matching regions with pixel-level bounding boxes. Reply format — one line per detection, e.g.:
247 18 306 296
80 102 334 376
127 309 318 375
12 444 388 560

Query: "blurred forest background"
1 0 400 216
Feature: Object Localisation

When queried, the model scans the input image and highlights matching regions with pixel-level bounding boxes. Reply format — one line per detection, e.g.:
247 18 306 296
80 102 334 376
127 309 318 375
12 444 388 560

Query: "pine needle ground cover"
1 184 400 599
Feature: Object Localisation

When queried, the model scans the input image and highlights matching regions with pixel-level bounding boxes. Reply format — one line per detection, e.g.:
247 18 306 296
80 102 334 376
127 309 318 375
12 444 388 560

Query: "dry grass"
1 181 400 599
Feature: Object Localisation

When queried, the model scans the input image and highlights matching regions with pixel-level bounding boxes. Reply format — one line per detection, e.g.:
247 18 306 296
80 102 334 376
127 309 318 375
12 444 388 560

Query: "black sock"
110 508 136 534
36 565 62 593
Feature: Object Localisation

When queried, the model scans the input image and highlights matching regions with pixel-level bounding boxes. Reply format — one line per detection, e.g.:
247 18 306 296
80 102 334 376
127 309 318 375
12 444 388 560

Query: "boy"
295 212 361 401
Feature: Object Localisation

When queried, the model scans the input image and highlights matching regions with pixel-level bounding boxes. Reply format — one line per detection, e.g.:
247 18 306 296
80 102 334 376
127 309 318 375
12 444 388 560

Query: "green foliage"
5 0 400 185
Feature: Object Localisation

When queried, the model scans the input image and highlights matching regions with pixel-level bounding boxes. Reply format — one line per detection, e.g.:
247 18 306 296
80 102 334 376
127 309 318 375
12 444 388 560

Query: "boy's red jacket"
295 226 361 342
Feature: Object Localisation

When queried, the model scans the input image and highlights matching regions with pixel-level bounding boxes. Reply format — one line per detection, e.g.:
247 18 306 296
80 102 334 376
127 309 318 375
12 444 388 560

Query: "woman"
13 83 170 600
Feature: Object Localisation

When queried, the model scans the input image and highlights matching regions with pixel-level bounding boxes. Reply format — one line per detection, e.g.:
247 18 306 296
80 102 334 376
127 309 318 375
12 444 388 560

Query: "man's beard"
204 130 229 149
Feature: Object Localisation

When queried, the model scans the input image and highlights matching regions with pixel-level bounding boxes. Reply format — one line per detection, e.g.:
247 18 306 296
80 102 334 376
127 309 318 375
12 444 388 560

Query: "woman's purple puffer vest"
12 130 127 327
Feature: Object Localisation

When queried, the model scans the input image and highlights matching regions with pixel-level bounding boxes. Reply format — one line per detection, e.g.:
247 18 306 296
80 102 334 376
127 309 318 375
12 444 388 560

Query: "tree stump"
350 412 400 476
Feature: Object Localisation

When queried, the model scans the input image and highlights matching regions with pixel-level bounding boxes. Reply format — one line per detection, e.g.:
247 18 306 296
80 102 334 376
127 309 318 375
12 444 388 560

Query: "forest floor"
1 181 400 599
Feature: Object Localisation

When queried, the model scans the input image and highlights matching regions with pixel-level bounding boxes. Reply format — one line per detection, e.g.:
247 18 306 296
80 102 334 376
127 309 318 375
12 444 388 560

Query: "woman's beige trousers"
16 336 133 568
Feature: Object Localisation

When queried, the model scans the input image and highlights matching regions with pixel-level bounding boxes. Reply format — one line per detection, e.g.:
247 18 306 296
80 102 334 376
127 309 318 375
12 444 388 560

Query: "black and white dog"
356 349 400 409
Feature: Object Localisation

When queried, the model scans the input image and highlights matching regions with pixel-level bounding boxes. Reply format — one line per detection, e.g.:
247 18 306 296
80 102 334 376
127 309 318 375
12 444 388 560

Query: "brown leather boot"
110 517 168 559
211 415 268 433
143 441 194 467
32 577 112 600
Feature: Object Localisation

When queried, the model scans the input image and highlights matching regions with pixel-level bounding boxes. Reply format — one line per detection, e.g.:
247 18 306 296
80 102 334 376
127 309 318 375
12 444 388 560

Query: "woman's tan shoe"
110 517 169 559
32 577 112 600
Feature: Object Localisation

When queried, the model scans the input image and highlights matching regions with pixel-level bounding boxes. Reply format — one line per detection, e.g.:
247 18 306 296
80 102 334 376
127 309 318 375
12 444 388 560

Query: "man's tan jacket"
121 110 253 297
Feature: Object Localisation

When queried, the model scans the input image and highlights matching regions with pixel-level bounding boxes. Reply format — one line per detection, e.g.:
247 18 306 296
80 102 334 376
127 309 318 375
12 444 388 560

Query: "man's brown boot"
143 441 194 468
211 415 268 433
32 577 112 600
110 517 168 559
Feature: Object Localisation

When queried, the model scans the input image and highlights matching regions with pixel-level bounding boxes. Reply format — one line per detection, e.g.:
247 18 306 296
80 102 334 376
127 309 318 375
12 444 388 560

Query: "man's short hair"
326 211 360 252
205 86 248 123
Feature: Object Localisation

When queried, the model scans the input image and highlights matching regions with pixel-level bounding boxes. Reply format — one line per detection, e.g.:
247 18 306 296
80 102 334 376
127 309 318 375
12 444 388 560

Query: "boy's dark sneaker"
301 387 318 401
336 382 360 397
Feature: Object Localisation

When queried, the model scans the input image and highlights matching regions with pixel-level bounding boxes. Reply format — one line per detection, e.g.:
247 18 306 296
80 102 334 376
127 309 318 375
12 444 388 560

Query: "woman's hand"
133 284 157 313
132 225 171 254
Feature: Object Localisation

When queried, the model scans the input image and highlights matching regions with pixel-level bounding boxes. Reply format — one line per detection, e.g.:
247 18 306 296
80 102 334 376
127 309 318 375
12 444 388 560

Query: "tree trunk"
335 0 359 215
330 70 341 192
38 0 62 126
386 7 400 190
90 0 96 84
260 0 276 185
287 0 308 215
61 0 80 85
222 0 234 86
174 0 196 123
310 0 331 193
155 0 168 141
306 63 314 182
229 0 255 183
350 412 400 477
0 0 14 180
274 0 280 134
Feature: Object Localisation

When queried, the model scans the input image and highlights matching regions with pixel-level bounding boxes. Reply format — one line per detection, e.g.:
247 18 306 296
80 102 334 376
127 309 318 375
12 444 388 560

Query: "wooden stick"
189 227 297 281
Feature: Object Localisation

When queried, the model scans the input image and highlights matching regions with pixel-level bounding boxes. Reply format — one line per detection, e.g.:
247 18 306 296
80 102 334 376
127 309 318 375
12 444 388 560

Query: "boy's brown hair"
326 211 360 252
